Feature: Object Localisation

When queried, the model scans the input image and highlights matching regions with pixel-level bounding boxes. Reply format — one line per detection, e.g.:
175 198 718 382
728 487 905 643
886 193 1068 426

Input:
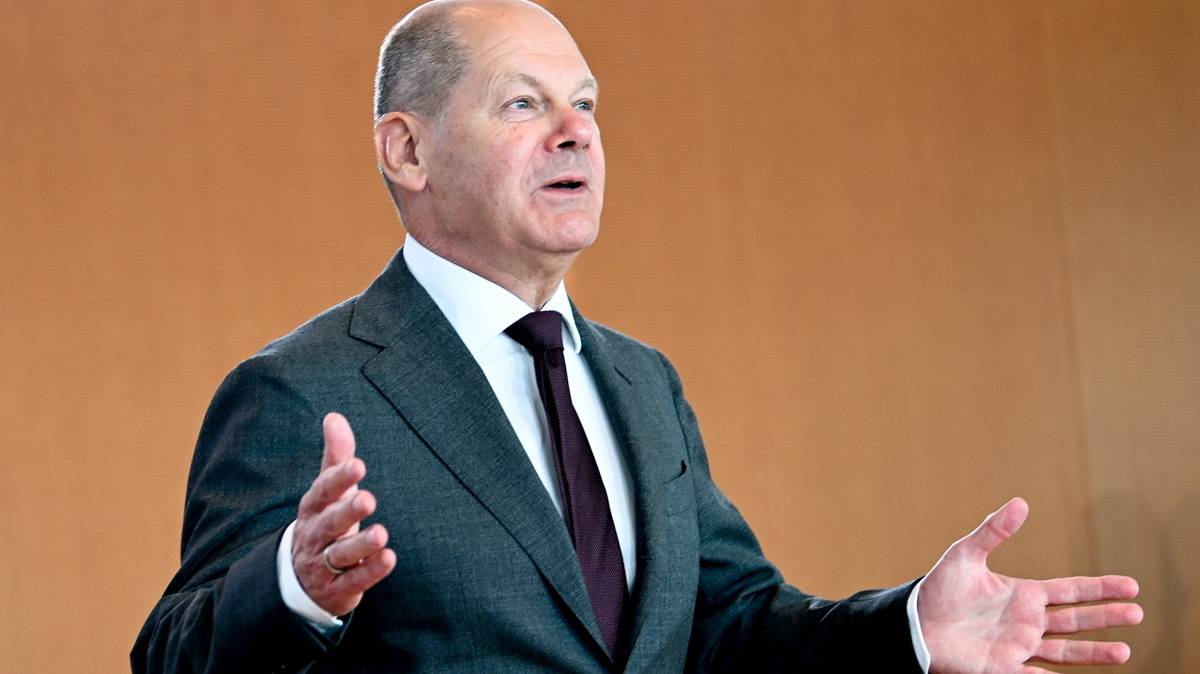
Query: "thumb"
957 496 1029 562
320 412 357 471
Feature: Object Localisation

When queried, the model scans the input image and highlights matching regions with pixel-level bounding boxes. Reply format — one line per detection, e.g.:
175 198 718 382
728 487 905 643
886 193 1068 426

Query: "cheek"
591 155 606 201
491 129 525 172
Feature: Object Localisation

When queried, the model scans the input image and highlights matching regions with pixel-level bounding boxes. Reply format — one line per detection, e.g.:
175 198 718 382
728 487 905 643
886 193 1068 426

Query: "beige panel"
1 1 1192 672
0 2 413 669
566 0 1094 595
1045 1 1200 671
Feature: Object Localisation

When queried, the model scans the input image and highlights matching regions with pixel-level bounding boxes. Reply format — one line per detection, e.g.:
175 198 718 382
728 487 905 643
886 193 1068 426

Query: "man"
132 1 1143 672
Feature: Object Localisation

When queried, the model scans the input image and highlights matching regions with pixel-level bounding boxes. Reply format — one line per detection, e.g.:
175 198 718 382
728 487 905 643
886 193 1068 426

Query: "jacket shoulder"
585 318 659 355
581 318 682 384
257 296 359 358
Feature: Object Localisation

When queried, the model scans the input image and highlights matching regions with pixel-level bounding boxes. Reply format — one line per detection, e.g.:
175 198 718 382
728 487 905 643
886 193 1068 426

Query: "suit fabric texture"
132 250 924 673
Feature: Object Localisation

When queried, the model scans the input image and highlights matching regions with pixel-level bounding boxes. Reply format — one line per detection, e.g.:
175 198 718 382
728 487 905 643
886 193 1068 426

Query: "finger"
325 523 389 570
1018 667 1055 674
1041 575 1140 606
1032 638 1131 665
320 412 357 471
298 457 366 517
956 496 1029 561
1045 602 1144 634
330 546 398 596
306 546 397 617
309 489 377 546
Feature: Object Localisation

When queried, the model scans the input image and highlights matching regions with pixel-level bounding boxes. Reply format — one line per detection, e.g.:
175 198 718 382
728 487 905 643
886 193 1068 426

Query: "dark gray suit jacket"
132 250 924 673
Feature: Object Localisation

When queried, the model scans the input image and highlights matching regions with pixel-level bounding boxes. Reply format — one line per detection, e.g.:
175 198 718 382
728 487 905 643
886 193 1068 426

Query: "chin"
538 213 601 254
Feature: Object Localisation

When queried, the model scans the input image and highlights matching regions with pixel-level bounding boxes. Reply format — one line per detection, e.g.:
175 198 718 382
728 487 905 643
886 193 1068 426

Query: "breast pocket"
663 459 694 515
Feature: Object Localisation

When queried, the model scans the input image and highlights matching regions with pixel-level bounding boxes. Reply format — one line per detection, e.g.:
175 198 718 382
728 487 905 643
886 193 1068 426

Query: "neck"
491 267 567 310
410 234 575 310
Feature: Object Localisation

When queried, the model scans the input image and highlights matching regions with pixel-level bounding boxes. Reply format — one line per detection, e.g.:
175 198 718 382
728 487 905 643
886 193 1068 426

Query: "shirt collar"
402 234 582 356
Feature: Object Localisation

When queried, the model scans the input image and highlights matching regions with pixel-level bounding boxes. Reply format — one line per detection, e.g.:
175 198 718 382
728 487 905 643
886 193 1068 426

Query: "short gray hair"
374 8 472 211
374 8 471 120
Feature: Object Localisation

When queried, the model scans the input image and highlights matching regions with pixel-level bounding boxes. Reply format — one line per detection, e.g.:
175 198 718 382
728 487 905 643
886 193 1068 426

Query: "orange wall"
1 1 1195 671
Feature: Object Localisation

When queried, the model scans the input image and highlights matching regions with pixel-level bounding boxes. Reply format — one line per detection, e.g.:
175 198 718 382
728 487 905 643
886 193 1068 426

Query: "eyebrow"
499 72 599 96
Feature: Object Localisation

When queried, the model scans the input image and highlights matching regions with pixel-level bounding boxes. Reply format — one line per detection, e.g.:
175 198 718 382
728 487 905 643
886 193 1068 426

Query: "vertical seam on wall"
1035 2 1102 580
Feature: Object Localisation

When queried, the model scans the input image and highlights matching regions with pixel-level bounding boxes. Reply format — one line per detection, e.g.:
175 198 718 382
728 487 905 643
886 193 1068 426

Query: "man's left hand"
918 497 1143 673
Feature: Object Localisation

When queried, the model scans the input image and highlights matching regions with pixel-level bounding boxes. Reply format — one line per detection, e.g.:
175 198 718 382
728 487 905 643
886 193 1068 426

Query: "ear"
374 111 428 192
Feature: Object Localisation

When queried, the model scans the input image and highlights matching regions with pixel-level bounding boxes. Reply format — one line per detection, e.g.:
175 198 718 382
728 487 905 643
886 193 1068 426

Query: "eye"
506 97 534 110
574 99 595 112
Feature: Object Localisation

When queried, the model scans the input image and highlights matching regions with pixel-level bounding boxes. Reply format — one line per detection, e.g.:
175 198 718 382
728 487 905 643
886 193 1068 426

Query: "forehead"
455 4 593 85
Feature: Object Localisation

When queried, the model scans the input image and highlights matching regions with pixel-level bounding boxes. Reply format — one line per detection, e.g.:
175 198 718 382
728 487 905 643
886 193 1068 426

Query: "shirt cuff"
907 576 932 673
278 520 344 630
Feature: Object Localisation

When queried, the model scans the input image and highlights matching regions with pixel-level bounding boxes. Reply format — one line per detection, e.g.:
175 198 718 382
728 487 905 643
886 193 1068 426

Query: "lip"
540 174 589 190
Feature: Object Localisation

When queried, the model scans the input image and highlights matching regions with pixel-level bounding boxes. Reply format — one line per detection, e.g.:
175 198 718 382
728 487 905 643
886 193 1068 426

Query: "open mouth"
543 179 585 191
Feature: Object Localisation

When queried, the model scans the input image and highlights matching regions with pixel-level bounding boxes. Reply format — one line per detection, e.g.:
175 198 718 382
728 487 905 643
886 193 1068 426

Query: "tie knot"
506 311 565 354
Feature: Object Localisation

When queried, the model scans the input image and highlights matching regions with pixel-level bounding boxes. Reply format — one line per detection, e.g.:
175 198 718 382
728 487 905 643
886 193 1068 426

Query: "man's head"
374 0 604 302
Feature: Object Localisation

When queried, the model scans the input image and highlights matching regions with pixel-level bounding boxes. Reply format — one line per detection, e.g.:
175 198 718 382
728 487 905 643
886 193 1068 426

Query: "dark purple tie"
506 311 628 656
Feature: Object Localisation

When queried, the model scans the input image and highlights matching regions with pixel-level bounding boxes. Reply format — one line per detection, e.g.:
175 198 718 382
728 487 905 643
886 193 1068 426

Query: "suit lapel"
575 311 680 667
350 252 608 656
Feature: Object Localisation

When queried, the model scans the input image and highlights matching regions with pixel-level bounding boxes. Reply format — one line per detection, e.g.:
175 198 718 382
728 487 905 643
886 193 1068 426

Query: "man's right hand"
292 412 397 617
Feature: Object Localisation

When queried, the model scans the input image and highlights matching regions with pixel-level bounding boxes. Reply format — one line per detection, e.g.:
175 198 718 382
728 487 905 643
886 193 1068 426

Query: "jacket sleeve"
657 353 924 673
131 356 344 674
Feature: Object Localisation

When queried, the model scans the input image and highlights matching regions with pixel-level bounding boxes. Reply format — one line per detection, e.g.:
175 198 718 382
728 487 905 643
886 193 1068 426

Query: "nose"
545 105 595 152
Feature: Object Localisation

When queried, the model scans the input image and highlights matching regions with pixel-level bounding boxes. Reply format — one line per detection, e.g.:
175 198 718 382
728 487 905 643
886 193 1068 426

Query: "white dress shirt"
275 235 930 672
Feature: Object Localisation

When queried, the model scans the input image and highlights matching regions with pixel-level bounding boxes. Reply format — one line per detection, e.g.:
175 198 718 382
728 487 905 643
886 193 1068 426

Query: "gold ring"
323 545 350 575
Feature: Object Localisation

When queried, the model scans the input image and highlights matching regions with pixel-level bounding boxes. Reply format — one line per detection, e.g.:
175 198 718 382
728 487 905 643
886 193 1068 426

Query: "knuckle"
294 522 318 551
317 478 337 504
298 488 319 514
319 515 343 541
